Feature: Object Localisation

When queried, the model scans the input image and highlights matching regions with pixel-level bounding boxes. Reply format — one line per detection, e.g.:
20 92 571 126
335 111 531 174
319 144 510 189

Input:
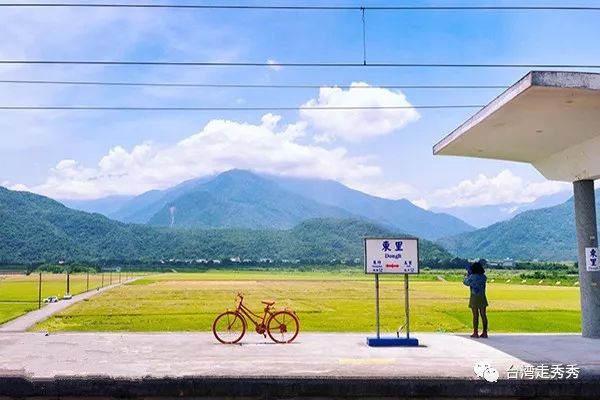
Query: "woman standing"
463 262 489 338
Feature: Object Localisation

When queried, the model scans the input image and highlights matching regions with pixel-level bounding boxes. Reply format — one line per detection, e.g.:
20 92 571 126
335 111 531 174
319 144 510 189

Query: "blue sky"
1 0 599 210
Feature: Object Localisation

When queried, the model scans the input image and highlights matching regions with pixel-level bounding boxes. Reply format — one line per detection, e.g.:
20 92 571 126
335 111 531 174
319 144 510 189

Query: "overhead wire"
0 105 485 111
0 79 510 89
1 3 600 11
1 60 600 68
0 2 584 112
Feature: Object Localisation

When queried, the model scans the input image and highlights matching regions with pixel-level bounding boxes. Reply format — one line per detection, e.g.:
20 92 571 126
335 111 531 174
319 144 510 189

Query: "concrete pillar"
573 180 600 338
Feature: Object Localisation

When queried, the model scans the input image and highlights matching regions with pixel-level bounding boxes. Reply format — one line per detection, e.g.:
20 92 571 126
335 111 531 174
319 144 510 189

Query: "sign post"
374 274 380 338
364 237 419 347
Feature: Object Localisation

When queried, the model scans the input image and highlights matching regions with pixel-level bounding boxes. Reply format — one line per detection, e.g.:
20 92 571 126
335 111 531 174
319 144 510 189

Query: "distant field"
34 271 581 333
0 273 111 324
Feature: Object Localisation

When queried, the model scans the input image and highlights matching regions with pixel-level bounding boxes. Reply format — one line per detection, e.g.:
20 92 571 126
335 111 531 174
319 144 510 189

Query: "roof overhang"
433 71 600 182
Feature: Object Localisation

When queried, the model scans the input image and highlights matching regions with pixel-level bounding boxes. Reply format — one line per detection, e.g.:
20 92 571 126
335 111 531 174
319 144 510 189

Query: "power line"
0 79 509 90
361 7 367 66
1 3 600 11
2 60 600 69
0 105 484 111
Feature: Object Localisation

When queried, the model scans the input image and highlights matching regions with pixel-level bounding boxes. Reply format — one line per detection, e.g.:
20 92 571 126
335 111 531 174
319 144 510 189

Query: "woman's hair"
471 262 485 275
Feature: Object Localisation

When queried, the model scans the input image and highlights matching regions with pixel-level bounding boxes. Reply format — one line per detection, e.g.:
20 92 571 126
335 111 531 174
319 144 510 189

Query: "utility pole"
38 272 42 309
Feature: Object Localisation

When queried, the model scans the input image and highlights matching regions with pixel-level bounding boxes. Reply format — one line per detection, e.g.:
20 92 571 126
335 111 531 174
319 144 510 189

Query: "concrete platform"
1 332 599 398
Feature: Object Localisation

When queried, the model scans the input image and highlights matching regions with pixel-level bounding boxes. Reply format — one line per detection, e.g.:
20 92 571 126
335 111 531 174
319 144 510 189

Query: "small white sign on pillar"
586 247 599 272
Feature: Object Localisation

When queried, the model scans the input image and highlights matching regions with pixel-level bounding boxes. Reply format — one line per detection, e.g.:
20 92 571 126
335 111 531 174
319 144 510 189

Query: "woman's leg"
479 307 488 337
470 307 479 337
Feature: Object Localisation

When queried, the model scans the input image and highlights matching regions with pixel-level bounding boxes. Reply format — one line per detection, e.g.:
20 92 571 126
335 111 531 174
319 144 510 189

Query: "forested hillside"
438 193 600 260
0 187 450 263
68 170 474 240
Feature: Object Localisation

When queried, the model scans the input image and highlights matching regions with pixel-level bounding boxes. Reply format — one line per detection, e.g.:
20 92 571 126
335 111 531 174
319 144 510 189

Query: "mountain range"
18 169 595 262
437 191 599 261
63 169 473 241
267 174 474 240
431 191 573 228
0 186 450 264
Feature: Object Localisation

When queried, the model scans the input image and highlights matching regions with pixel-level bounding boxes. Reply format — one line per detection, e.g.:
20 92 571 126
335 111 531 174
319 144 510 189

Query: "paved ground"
0 282 126 332
1 332 598 380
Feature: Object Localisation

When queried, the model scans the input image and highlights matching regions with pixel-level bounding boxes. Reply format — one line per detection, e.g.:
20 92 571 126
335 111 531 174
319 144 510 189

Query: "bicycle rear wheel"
267 310 299 343
213 311 246 344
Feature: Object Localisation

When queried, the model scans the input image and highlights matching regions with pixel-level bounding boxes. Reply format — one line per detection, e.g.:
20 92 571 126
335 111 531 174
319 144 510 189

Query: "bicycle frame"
234 294 272 332
213 292 300 344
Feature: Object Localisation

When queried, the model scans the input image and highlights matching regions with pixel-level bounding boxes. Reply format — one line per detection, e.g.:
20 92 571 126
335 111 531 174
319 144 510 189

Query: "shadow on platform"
464 334 600 376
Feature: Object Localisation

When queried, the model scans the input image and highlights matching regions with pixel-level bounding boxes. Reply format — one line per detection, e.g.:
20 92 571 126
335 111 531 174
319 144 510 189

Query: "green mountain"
146 170 353 229
286 218 451 261
109 175 215 223
269 175 474 240
95 170 473 240
0 187 149 262
437 193 600 261
0 187 450 263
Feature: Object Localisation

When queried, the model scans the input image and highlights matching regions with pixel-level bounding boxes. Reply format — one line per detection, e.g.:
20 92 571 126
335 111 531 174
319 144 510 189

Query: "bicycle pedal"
263 334 267 338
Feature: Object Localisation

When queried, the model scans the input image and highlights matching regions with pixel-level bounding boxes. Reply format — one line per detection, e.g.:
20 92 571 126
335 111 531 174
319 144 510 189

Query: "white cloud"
1 10 422 202
500 206 520 215
429 170 570 208
2 180 28 192
10 77 421 200
300 82 420 142
22 114 382 199
266 59 282 71
348 180 418 201
411 198 430 210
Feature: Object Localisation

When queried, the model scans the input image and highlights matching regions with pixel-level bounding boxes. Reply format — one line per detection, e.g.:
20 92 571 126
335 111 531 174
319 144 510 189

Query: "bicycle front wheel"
267 310 299 344
212 311 246 344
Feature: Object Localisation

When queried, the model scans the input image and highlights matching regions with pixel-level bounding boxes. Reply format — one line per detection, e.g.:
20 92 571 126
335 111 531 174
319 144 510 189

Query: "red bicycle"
212 292 299 344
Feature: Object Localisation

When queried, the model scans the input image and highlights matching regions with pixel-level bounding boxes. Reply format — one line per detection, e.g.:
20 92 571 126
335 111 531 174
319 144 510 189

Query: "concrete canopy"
433 71 600 182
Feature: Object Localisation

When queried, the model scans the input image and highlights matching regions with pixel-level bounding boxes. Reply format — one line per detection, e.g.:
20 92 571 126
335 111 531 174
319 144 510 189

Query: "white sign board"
586 247 599 272
364 238 419 274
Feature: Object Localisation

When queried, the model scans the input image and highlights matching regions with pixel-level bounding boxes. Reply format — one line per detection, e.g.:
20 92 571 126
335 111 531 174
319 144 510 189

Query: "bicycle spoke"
213 311 245 344
267 311 298 344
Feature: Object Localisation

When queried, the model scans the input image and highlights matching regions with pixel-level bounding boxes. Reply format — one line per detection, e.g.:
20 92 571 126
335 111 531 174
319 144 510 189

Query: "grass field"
0 273 116 324
34 271 581 333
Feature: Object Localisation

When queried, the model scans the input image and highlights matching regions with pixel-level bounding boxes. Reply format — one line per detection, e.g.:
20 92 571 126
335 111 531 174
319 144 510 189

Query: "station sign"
364 238 419 274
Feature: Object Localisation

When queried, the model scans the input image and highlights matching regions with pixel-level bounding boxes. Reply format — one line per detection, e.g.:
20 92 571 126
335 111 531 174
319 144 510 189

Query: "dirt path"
0 281 128 332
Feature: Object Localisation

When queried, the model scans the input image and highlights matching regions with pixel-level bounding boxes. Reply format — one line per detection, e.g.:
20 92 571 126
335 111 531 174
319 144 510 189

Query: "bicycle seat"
261 300 275 306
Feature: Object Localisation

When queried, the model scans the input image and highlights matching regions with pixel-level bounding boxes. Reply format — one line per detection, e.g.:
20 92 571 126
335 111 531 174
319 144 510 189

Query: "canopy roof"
433 71 600 182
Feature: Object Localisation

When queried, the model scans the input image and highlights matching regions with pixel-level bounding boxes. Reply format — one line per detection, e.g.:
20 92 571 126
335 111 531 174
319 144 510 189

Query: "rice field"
0 272 118 324
32 271 581 333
